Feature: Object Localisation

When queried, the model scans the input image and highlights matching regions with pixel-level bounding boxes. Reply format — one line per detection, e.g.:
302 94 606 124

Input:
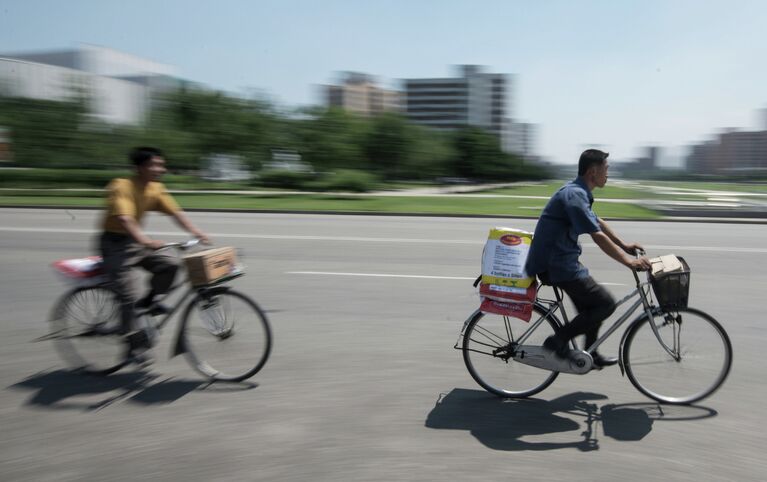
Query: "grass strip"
0 192 658 219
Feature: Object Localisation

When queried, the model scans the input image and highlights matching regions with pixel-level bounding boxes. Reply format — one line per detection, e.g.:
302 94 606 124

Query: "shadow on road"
425 388 718 451
8 369 257 411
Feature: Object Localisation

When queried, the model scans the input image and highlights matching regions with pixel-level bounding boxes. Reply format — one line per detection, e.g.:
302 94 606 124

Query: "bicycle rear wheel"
462 305 560 398
180 287 272 382
622 307 732 404
50 286 127 375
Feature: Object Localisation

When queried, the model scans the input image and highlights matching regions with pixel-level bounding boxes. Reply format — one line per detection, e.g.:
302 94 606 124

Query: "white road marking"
287 271 476 280
0 227 480 245
287 271 627 286
1 226 766 254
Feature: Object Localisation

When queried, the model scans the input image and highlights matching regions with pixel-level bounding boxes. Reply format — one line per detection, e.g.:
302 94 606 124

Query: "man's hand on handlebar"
623 242 645 256
192 230 211 245
628 256 652 272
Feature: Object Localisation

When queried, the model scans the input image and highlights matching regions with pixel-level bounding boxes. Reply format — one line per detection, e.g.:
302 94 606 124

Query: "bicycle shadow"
8 369 256 411
425 388 717 451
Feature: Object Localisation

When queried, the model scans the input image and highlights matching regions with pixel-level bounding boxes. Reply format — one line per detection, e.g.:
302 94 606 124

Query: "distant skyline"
2 0 766 166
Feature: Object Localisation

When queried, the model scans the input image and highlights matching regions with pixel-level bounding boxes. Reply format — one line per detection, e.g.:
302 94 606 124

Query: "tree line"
0 87 551 184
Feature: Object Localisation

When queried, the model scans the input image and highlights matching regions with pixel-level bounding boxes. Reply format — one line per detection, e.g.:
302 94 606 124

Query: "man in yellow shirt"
100 147 210 363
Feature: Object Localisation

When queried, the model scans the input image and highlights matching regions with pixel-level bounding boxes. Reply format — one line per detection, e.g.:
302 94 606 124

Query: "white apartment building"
504 121 538 159
403 65 512 147
0 45 179 125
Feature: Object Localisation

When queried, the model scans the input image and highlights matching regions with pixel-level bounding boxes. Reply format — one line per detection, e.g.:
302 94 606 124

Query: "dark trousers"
554 276 616 350
99 232 179 333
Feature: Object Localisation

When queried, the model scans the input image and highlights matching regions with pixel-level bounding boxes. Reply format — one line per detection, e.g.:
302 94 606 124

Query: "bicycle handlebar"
161 238 201 251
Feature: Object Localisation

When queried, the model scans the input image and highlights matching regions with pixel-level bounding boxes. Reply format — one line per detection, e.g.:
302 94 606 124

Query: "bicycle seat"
537 272 553 286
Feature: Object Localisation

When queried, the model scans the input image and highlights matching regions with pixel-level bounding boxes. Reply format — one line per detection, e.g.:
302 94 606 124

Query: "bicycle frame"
94 244 243 355
533 269 680 364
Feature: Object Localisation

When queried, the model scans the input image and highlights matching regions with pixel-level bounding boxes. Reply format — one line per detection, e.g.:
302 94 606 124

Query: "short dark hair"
578 149 609 176
130 147 164 167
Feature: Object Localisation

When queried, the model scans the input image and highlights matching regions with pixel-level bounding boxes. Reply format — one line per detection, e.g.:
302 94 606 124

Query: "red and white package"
478 227 537 321
51 256 108 286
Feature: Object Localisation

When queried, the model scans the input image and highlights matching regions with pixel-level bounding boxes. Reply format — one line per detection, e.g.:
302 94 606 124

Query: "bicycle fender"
617 313 649 377
171 285 232 357
170 332 186 357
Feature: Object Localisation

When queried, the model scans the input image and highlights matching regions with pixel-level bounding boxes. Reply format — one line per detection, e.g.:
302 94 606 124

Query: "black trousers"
550 275 616 350
100 232 180 333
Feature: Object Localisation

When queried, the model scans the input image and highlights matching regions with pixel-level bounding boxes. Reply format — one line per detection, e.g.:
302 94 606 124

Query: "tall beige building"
325 72 401 116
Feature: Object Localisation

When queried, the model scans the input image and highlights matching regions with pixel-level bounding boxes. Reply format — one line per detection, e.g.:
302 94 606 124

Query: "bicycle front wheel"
180 287 272 382
462 305 560 398
50 286 127 375
622 307 732 405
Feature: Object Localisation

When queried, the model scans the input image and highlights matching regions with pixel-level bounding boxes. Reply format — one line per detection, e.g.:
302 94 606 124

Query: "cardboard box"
649 254 683 277
183 247 237 286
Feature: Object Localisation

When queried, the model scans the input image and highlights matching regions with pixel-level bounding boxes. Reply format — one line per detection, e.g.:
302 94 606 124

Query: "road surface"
0 209 765 481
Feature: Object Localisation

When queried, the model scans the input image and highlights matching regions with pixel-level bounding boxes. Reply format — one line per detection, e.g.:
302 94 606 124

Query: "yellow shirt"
102 177 180 234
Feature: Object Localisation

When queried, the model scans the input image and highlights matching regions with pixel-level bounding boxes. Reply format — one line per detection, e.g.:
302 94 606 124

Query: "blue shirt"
525 177 601 283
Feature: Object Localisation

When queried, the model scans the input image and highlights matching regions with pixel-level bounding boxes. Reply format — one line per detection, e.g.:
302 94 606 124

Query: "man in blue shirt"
525 149 651 368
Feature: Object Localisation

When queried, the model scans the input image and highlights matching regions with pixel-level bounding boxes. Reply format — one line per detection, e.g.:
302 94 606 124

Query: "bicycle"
48 239 272 382
456 252 732 405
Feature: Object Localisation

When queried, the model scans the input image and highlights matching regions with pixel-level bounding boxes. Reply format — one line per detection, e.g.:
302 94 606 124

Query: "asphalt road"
1 209 765 481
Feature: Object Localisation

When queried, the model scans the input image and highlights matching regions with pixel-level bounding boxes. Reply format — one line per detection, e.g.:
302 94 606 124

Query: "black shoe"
126 329 152 351
543 335 569 360
592 352 619 369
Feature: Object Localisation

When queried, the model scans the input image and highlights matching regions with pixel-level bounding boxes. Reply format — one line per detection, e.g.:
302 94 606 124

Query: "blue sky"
2 0 766 166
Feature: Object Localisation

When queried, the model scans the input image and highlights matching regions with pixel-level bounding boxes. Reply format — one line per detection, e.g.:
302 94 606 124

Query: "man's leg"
136 249 180 307
557 276 616 344
100 233 142 335
545 276 617 367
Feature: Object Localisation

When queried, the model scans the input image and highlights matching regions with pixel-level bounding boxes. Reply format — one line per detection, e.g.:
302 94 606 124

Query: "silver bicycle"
457 252 732 405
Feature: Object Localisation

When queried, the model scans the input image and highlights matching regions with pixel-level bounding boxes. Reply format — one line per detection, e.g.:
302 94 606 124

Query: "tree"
295 108 367 172
0 96 88 167
364 113 411 180
147 87 277 170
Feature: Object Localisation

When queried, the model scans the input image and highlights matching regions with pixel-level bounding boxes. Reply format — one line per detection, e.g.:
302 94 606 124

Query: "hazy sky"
2 0 766 165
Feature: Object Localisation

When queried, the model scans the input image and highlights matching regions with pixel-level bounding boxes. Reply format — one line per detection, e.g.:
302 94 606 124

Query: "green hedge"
311 169 379 193
255 169 316 189
0 169 198 188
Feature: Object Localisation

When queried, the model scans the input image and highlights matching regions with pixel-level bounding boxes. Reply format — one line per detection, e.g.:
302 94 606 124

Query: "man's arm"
155 187 211 244
170 210 210 244
591 231 651 271
597 217 643 255
117 215 165 250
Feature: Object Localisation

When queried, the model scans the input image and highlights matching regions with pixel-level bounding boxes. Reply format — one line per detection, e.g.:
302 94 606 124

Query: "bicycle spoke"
471 324 508 347
52 287 126 375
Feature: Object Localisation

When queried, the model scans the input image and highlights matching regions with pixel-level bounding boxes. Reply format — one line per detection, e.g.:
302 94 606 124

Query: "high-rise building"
685 127 767 174
324 72 401 116
403 65 511 145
